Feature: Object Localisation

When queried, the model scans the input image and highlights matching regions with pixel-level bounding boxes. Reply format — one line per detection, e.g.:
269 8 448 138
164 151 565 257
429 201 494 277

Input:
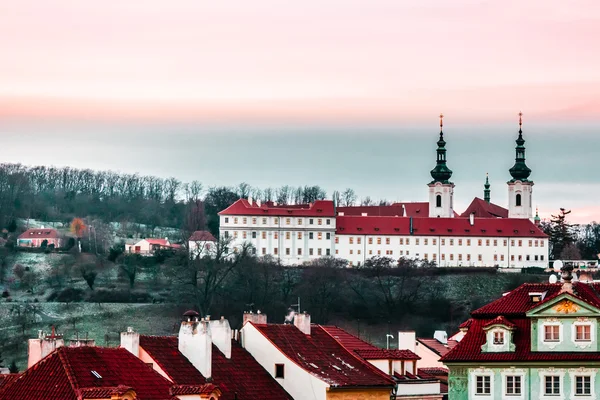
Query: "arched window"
436 195 442 208
516 193 522 207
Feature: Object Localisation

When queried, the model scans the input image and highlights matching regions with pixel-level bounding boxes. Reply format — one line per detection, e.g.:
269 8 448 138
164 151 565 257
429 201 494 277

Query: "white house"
125 237 179 255
188 230 217 258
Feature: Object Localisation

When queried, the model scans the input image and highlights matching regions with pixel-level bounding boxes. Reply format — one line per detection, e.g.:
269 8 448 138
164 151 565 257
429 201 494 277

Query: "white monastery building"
219 114 548 269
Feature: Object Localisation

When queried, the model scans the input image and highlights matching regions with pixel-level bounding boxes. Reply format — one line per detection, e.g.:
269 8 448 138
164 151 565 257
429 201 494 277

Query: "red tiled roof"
418 367 449 377
483 315 516 330
458 318 473 330
139 335 292 400
78 385 134 399
252 324 395 388
417 339 458 357
320 325 419 360
189 230 217 242
17 228 60 239
0 346 181 400
170 383 219 395
336 216 547 238
460 198 509 219
337 203 430 218
145 239 169 246
0 374 20 390
219 199 336 217
443 282 600 363
393 371 438 382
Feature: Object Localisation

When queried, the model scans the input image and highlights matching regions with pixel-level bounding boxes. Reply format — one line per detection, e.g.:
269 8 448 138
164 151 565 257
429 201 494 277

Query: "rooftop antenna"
386 334 394 350
291 297 301 314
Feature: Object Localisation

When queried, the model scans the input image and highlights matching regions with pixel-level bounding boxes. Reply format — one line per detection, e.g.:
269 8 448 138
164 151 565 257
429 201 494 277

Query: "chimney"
248 196 253 206
120 327 140 357
397 331 416 353
469 212 475 226
560 264 574 294
243 311 267 325
402 204 407 217
209 317 232 359
179 310 212 379
69 332 95 348
257 199 262 207
294 312 311 335
28 327 64 368
434 330 448 345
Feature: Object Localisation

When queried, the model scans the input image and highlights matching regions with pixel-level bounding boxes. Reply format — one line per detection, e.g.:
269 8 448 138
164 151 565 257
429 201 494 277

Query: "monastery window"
350 249 353 255
335 236 339 244
335 249 339 255
349 237 354 245
485 239 490 246
505 375 521 396
518 255 522 261
357 249 361 255
478 239 482 246
252 248 257 255
503 239 508 246
458 254 462 261
400 250 404 255
416 238 420 245
274 232 279 240
285 248 290 255
516 193 522 207
432 254 437 261
511 240 515 246
518 240 523 247
449 254 454 261
493 331 504 345
544 376 560 396
252 232 257 239
458 239 462 246
406 251 409 256
309 232 313 240
284 218 290 225
297 248 302 256
478 254 483 262
262 232 266 239
541 255 545 261
369 250 373 255
318 219 323 225
252 218 257 224
326 219 331 225
441 254 445 261
297 232 302 240
511 255 515 261
274 248 278 255
467 254 471 261
535 255 539 261
275 364 285 379
274 218 279 224
377 250 381 255
575 376 591 396
285 232 290 240
297 219 302 225
406 238 410 245
262 248 266 255
369 238 373 245
309 248 313 256
466 239 471 246
575 324 591 341
262 218 267 224
541 241 545 247
441 239 446 246
242 218 247 224
357 237 361 244
386 238 390 245
433 239 437 245
326 249 331 256
529 240 533 247
544 325 560 342
424 253 428 260
501 255 505 261
449 239 454 246
318 248 322 256
309 219 314 225
317 232 322 240
436 195 442 208
399 238 404 245
424 238 428 245
234 218 238 224
233 231 238 239
377 238 382 245
526 255 530 261
224 217 229 223
494 254 498 262
475 375 491 395
535 240 539 247
349 261 353 267
242 232 247 239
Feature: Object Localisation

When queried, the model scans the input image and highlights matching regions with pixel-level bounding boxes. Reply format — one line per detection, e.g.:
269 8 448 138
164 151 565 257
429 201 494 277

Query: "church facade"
218 114 548 268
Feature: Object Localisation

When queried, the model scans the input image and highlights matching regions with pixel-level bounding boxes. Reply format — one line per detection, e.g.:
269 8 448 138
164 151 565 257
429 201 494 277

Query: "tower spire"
484 173 491 203
509 111 531 182
430 113 453 183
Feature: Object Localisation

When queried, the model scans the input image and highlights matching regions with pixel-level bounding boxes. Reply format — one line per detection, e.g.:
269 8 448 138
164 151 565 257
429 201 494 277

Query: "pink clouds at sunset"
1 0 599 123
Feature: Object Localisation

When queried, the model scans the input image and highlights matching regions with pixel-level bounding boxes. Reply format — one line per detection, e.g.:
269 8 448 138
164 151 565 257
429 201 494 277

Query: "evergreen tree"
8 360 18 373
544 208 575 259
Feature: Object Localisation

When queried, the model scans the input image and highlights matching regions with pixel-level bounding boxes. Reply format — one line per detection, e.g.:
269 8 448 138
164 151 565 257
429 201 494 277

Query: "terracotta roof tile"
337 203 429 218
219 199 335 217
417 338 457 357
483 315 516 330
18 228 60 239
460 198 509 218
253 324 395 388
188 231 217 242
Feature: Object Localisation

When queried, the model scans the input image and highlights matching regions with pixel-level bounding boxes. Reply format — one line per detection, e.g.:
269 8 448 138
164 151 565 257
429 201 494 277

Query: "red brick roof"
442 282 600 363
219 199 335 217
320 325 419 360
189 230 217 242
460 198 509 219
418 367 449 376
170 383 219 396
0 346 194 400
145 239 169 246
17 228 60 239
483 315 516 330
139 335 292 400
417 338 458 357
252 324 395 388
337 202 430 218
0 374 20 390
336 216 547 238
78 385 134 399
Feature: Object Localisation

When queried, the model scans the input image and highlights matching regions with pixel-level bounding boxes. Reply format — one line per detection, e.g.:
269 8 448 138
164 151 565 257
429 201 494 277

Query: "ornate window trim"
469 368 494 399
540 319 563 349
538 368 565 400
571 318 594 349
501 368 526 400
568 367 595 399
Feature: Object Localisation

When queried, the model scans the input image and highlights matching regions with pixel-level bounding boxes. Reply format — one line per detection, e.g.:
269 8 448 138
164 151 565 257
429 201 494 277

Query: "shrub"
521 266 546 275
1 290 9 298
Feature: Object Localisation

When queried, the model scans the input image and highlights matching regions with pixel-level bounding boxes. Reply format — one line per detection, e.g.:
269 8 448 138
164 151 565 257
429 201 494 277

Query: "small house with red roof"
125 237 179 256
441 267 600 399
17 227 61 248
188 230 218 258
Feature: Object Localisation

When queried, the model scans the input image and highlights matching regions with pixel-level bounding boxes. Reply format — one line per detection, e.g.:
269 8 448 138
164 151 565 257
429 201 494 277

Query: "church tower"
508 112 534 219
484 173 491 203
428 114 455 218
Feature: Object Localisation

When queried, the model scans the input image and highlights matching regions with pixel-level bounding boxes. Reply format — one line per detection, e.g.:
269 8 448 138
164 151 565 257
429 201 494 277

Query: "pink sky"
1 0 599 122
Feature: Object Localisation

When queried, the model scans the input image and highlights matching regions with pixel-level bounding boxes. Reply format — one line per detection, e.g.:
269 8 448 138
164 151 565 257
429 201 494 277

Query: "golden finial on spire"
439 113 444 129
519 111 523 127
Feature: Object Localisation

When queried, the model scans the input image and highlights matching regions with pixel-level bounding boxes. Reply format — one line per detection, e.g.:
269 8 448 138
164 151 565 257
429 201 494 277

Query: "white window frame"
493 330 505 345
470 368 494 399
538 369 565 400
572 320 594 348
505 375 522 397
569 368 595 399
541 321 563 348
501 369 525 400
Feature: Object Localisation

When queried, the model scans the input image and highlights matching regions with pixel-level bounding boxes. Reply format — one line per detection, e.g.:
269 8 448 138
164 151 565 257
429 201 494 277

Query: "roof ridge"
57 347 81 395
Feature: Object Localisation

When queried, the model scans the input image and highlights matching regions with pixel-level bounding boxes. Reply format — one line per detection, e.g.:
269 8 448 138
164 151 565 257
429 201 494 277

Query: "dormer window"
493 331 504 345
544 325 560 342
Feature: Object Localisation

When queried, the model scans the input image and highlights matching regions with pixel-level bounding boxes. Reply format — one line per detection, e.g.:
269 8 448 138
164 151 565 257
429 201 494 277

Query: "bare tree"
341 188 357 207
361 196 374 206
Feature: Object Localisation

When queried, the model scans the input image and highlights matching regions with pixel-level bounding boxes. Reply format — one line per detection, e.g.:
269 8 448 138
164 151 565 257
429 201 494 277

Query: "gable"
526 293 600 318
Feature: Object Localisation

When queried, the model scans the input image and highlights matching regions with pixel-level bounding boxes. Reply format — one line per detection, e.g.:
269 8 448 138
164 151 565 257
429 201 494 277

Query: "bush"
108 244 125 263
1 290 9 298
521 266 546 275
47 287 85 303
